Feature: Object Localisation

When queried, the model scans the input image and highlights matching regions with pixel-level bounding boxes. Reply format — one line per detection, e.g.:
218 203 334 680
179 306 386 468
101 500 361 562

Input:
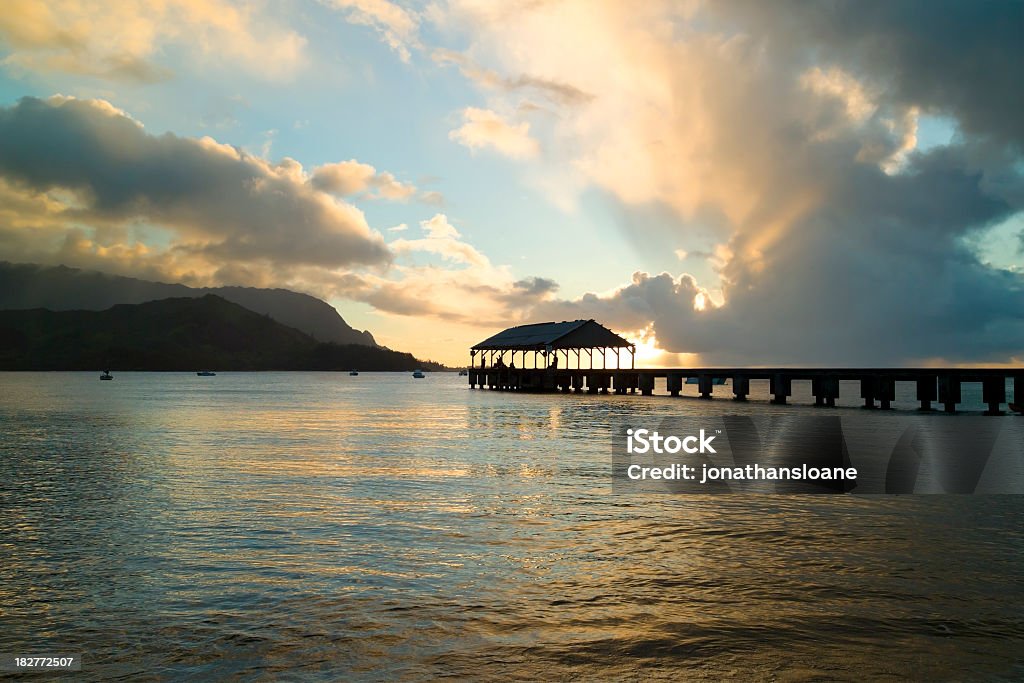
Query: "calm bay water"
1 372 1022 680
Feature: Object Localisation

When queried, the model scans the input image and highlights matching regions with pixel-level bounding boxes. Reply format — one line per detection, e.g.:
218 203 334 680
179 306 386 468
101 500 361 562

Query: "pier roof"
472 319 633 351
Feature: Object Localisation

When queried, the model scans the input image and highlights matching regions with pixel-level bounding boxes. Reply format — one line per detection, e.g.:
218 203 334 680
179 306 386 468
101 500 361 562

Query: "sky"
0 0 1022 367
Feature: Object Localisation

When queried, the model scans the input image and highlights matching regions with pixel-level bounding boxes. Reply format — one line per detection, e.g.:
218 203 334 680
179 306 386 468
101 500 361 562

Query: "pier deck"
468 367 1023 415
469 320 1021 414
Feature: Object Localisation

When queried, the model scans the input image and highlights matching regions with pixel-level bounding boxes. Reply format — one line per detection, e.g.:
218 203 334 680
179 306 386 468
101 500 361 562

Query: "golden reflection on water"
0 372 1022 680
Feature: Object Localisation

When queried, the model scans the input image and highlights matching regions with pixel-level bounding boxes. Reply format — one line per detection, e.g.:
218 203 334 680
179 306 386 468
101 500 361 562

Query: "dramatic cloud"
348 264 558 327
0 96 553 350
449 107 539 159
3 0 1021 367
0 0 306 82
0 96 390 279
434 0 1024 364
283 212 563 330
714 0 1024 149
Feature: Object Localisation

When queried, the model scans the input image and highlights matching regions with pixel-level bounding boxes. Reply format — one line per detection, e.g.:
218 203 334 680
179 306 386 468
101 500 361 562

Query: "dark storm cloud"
540 145 1024 364
506 0 1024 364
705 2 1024 362
0 96 391 269
719 0 1024 147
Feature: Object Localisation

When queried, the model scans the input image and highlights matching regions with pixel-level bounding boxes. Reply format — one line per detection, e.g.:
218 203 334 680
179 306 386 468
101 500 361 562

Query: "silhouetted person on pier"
509 361 515 370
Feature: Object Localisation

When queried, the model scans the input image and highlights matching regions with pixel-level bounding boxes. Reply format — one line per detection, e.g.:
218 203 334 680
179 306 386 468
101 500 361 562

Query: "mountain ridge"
0 261 377 347
0 294 443 371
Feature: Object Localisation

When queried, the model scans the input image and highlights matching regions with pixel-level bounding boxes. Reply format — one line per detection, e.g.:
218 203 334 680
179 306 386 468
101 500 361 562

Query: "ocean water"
1 372 1022 680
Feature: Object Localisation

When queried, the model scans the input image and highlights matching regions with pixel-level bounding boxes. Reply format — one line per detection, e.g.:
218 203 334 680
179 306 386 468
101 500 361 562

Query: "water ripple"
0 372 1021 680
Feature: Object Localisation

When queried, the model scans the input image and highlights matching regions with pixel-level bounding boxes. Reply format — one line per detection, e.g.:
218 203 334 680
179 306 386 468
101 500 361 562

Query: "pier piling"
982 377 1006 415
860 377 877 409
938 375 961 413
770 374 791 405
698 374 714 399
878 376 895 410
732 375 749 401
825 376 839 407
916 375 937 411
812 376 839 407
812 378 824 406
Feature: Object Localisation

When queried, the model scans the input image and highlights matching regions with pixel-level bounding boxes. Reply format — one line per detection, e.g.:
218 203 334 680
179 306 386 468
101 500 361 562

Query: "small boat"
196 370 216 377
100 370 113 380
412 369 425 379
349 370 359 376
458 369 468 376
685 376 727 385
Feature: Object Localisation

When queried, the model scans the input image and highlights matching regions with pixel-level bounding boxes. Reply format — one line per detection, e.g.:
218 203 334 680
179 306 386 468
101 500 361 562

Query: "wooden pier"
469 320 1022 415
468 366 1022 414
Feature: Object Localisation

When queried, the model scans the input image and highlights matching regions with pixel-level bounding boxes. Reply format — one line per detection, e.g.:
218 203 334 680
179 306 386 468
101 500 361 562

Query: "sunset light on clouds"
1 0 1022 366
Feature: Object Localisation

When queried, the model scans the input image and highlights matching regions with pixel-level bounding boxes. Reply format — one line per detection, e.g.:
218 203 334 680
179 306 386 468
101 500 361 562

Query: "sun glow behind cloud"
626 329 700 370
0 0 1021 366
